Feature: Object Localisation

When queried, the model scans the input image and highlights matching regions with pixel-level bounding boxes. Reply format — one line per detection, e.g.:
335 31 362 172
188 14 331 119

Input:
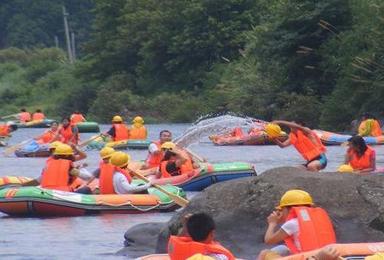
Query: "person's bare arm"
71 144 87 161
264 211 288 244
273 137 291 148
273 120 312 134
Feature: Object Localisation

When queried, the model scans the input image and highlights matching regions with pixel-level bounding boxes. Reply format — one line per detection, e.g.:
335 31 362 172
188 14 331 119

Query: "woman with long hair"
345 135 376 173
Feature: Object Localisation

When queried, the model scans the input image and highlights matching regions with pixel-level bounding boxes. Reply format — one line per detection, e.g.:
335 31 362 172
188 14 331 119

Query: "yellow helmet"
265 123 282 138
99 147 115 159
161 141 176 150
277 189 313 209
112 115 123 123
49 141 62 150
53 144 74 156
338 164 354 173
110 151 130 168
132 116 144 124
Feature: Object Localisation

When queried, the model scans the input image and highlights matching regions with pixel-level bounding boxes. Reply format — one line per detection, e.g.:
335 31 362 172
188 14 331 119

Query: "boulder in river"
121 167 384 259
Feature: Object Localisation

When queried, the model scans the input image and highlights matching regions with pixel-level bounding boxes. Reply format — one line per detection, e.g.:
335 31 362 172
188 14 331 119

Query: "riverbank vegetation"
0 0 383 130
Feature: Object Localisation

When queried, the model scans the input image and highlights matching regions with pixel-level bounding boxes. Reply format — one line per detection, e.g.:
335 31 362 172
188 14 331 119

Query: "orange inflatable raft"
137 242 384 260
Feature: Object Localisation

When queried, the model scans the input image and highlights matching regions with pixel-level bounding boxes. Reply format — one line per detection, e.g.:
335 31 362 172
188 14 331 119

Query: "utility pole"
54 35 59 48
71 32 76 61
62 6 73 63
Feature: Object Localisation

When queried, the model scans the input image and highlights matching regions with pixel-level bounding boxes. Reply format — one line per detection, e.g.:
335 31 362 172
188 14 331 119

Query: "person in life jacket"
18 108 31 123
38 144 86 192
70 111 86 125
129 116 147 140
104 115 130 142
168 212 235 260
57 117 79 145
32 109 45 121
270 120 327 171
0 123 17 137
143 130 173 169
108 151 153 194
35 122 59 144
83 147 116 194
262 189 336 258
344 135 376 173
358 113 382 137
21 141 87 188
156 142 195 179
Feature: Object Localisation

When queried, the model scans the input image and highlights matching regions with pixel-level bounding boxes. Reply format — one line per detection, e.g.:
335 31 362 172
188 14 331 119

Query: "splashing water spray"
174 113 268 147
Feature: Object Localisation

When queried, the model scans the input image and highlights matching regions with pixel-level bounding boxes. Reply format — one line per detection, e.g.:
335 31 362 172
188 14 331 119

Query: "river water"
1 124 384 259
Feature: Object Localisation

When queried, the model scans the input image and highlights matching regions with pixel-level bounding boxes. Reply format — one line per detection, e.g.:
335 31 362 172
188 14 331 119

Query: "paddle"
0 113 18 120
78 134 102 147
3 139 33 156
128 168 189 207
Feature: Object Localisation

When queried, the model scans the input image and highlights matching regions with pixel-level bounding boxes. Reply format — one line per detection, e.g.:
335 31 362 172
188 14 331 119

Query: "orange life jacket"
70 113 85 125
371 120 382 137
98 160 117 194
69 177 83 191
32 112 45 121
37 129 57 144
41 159 72 191
284 207 336 254
60 125 78 144
0 125 10 137
168 236 235 260
19 112 31 123
348 146 375 170
113 123 130 141
232 127 244 137
99 166 133 194
289 130 326 161
160 158 194 178
129 126 147 140
146 140 163 168
359 119 382 137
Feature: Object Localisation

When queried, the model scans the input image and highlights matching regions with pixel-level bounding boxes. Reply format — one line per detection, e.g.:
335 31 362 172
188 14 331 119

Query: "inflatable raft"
0 176 32 189
16 119 55 128
0 181 185 217
14 141 50 157
76 121 100 133
210 130 287 146
315 130 384 145
153 162 256 191
138 242 384 259
87 136 151 150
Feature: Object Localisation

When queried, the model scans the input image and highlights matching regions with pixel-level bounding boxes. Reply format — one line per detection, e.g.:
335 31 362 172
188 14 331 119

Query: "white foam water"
174 114 268 147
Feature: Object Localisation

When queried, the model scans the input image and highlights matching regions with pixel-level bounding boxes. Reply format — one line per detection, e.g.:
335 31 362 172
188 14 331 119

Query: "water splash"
174 114 268 147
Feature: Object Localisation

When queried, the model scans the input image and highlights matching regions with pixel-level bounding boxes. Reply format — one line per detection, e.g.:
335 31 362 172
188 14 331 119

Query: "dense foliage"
0 0 383 129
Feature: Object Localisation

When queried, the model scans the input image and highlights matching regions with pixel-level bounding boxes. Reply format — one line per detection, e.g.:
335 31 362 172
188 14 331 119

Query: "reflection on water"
1 123 384 259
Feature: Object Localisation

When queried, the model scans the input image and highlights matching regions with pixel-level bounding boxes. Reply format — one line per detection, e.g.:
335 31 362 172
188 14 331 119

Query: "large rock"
123 167 384 259
116 222 166 258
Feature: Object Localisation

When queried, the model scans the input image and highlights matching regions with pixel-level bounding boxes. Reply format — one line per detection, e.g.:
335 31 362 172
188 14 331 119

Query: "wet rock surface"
121 167 384 259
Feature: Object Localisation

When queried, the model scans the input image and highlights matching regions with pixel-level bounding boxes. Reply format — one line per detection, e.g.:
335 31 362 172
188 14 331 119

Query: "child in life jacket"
168 213 235 260
156 142 195 179
262 189 336 257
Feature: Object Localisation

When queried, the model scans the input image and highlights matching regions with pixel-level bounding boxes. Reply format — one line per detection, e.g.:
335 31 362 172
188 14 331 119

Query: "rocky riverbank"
118 167 384 259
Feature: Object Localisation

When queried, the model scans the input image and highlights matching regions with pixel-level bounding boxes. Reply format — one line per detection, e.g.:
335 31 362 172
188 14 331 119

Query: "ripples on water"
1 123 384 259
